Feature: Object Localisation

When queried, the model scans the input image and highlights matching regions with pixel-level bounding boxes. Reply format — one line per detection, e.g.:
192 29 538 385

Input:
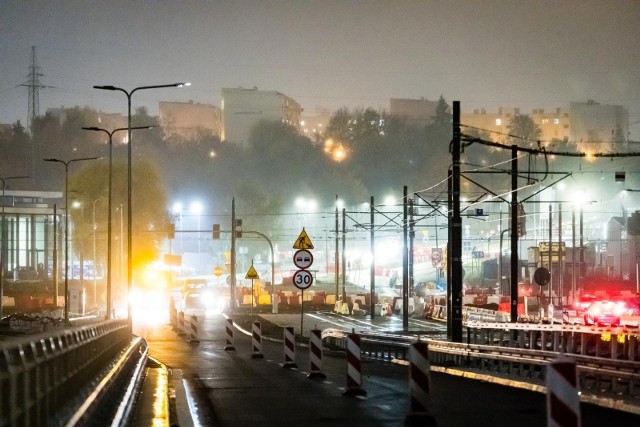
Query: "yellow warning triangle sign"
293 228 314 249
245 265 259 279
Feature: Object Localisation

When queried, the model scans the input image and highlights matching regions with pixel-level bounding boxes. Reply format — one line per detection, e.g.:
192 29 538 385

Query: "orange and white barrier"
546 356 580 427
283 326 297 368
177 311 186 336
169 298 177 328
342 333 367 396
188 314 199 344
308 329 326 379
251 320 264 359
224 317 235 351
405 341 437 425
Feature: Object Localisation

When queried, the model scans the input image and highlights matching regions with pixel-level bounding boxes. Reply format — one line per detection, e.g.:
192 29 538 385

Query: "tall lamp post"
0 175 30 319
44 157 100 323
93 82 189 334
82 125 152 319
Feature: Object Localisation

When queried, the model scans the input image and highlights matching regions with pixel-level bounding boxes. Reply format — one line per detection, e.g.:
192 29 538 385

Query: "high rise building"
221 87 303 145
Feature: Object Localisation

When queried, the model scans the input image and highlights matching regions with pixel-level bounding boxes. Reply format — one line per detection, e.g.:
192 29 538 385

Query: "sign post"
293 229 314 335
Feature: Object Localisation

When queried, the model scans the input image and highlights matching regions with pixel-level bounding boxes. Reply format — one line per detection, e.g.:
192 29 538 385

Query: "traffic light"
168 223 175 240
213 223 220 240
235 219 242 238
517 203 526 237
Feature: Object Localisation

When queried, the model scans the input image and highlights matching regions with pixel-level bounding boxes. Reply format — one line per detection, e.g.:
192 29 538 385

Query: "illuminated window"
554 118 560 124
495 118 502 126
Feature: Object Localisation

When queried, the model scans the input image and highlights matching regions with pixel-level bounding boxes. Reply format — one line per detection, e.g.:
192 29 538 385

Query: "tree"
68 159 171 273
506 114 542 147
426 95 452 142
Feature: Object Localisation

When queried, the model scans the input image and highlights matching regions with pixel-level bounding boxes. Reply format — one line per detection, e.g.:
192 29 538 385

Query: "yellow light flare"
333 145 347 162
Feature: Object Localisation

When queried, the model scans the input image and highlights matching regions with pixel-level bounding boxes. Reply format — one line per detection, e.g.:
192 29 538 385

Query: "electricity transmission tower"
20 46 51 132
19 46 52 178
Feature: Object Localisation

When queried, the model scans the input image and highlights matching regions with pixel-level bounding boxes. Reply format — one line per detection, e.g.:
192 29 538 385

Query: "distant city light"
190 201 203 215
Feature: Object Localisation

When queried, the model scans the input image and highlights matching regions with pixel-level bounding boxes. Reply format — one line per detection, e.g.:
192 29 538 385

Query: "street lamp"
93 82 189 333
44 157 100 323
0 175 30 318
82 125 152 319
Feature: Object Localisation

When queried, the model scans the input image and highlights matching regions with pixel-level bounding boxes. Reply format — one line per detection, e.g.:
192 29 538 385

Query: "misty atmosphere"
1 3 640 426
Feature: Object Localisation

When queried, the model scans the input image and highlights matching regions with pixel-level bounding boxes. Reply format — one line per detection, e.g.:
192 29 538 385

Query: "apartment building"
221 87 303 145
158 101 221 141
389 97 438 128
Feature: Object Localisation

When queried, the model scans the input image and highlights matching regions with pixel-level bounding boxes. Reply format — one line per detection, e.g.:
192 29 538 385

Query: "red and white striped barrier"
251 320 264 359
188 314 199 344
224 317 235 351
405 341 437 426
546 357 581 427
169 298 177 328
177 311 186 336
342 333 366 396
307 329 326 379
282 326 297 368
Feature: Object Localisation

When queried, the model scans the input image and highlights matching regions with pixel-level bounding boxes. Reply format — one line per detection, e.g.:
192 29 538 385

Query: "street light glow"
94 82 187 334
190 201 203 215
82 125 153 319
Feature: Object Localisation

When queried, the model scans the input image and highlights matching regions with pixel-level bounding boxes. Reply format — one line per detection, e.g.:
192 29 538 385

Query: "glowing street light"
44 157 100 323
82 125 153 319
94 82 189 333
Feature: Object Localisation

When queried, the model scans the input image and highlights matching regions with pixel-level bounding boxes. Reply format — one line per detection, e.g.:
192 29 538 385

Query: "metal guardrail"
466 321 640 360
0 319 134 426
321 327 640 402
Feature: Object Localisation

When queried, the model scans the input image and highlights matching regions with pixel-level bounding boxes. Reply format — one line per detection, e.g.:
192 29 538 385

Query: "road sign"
293 228 314 249
293 269 313 290
245 264 259 280
293 249 314 269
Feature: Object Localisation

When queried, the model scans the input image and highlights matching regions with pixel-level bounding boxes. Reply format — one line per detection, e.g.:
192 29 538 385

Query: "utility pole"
402 186 408 331
510 145 519 322
335 195 339 301
447 169 452 339
409 196 415 297
230 198 236 311
451 101 463 342
370 196 375 318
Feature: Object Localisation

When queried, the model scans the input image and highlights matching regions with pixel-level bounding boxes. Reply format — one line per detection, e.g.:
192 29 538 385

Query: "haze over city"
1 0 639 139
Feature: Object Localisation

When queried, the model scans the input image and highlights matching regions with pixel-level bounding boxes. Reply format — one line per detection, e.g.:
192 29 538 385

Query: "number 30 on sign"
293 269 313 290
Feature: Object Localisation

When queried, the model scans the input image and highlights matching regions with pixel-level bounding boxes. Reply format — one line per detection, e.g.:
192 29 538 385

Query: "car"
575 293 599 312
583 300 625 326
183 291 208 312
12 266 39 280
183 287 227 314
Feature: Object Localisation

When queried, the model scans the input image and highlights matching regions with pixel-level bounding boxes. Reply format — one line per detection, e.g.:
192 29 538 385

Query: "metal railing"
321 327 640 403
0 320 137 426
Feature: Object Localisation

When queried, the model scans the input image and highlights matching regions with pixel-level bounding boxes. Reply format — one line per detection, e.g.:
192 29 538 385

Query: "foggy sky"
1 0 639 139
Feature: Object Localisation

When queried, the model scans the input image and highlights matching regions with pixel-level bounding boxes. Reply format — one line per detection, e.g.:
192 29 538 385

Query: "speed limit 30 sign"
293 269 314 290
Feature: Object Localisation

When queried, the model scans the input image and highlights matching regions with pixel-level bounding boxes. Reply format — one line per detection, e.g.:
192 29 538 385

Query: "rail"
321 326 640 403
0 319 144 426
